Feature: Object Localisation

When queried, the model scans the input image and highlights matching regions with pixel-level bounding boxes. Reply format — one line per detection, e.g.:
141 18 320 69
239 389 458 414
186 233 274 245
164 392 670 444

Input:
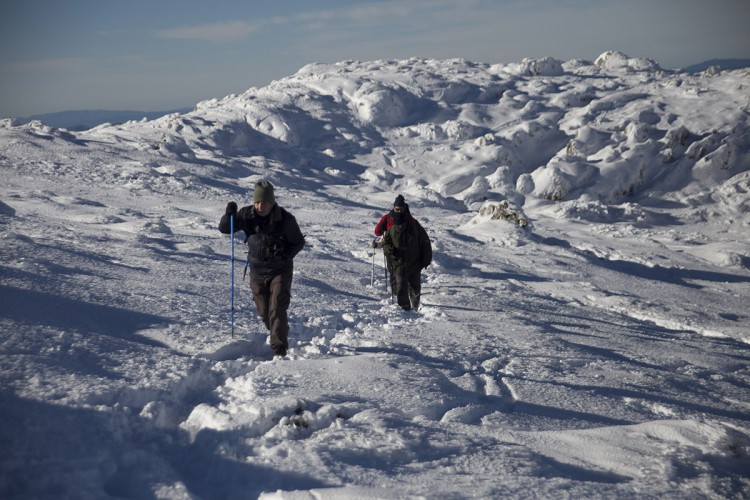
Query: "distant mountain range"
679 58 750 73
18 108 193 131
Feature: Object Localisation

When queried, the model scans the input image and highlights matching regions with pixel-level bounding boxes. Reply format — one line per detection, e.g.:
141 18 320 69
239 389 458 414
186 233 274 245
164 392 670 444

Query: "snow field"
2 53 749 498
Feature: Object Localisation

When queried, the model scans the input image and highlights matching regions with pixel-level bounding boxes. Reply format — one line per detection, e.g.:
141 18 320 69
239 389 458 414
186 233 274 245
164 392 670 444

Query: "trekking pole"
371 249 375 287
383 252 388 295
230 214 235 338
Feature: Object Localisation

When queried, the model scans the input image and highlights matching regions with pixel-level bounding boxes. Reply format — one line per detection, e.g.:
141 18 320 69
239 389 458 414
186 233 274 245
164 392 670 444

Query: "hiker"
382 201 432 311
219 181 305 357
371 195 416 294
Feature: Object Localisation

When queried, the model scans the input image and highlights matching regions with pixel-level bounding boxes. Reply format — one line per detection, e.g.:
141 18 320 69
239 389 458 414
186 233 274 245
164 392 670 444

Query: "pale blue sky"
1 0 748 117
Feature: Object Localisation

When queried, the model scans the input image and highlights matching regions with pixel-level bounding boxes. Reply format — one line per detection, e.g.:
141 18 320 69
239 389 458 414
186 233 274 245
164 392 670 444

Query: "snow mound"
594 50 662 72
352 82 422 128
503 57 565 76
545 199 648 223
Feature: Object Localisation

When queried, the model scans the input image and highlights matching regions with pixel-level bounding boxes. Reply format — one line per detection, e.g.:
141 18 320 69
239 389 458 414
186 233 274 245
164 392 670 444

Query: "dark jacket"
383 219 432 275
219 204 305 277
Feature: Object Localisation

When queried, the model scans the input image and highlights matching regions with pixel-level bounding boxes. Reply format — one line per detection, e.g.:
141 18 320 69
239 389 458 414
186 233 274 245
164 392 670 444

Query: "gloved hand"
225 201 238 216
371 239 378 249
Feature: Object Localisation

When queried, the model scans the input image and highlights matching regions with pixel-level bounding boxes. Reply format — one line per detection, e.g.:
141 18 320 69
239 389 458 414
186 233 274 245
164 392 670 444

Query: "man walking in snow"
372 195 416 295
219 181 305 357
382 202 432 311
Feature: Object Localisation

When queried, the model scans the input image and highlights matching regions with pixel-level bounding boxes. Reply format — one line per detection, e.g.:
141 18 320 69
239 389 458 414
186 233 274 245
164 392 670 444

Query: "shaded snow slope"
1 53 749 499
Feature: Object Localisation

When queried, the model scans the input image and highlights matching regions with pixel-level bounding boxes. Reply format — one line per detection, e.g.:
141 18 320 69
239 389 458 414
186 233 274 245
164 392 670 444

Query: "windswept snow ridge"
1 53 749 499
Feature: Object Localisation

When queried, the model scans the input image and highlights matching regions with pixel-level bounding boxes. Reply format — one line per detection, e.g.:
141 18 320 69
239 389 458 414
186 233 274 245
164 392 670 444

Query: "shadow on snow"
0 284 169 347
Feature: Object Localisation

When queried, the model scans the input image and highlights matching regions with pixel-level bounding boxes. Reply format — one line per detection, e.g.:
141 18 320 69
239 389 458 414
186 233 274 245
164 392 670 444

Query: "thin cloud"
156 20 259 43
5 57 90 73
154 0 475 45
297 0 477 26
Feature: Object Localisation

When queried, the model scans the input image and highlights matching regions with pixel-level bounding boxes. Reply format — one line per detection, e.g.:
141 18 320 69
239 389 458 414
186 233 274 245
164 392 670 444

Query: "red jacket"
374 213 391 236
374 211 415 236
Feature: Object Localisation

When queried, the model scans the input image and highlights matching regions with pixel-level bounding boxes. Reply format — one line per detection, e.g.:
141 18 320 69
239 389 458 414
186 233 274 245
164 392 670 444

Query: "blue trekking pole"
230 214 235 338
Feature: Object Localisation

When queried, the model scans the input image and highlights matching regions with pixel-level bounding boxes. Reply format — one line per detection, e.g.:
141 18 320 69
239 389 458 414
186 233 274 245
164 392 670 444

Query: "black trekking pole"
384 252 392 301
230 214 235 338
383 252 386 293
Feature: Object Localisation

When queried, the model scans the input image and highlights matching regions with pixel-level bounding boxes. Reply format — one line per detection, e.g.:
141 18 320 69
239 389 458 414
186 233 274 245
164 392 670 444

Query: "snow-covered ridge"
5 52 748 220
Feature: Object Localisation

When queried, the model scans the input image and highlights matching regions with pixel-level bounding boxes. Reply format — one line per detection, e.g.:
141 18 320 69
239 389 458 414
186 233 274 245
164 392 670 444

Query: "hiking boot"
273 346 287 357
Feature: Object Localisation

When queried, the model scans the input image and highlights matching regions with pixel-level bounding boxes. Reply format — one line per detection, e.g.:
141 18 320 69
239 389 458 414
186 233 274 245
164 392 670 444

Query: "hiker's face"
254 201 273 217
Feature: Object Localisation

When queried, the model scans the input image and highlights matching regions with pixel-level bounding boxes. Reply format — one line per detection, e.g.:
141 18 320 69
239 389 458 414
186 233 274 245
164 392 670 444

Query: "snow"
1 52 749 499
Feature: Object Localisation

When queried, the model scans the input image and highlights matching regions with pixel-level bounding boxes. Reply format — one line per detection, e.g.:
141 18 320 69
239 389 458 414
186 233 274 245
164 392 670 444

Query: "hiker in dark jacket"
219 181 305 357
372 195 416 295
382 208 432 311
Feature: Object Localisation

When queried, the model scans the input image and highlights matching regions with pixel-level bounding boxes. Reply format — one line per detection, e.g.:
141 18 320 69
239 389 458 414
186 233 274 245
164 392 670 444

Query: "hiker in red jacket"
382 206 432 311
371 195 416 296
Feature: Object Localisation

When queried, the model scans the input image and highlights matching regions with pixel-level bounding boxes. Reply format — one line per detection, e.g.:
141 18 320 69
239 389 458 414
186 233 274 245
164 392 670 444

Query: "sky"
1 0 748 118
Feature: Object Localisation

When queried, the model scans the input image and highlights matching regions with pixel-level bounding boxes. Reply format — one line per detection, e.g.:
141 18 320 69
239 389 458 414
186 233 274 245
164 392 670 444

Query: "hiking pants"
249 267 293 350
394 271 421 311
385 254 397 297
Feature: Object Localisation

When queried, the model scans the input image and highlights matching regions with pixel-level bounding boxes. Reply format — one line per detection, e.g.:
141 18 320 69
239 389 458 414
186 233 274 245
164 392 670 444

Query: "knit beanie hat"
394 194 406 208
253 181 275 203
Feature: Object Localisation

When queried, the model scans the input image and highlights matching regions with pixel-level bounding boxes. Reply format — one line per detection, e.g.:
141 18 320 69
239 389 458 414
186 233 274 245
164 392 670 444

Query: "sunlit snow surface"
1 52 749 498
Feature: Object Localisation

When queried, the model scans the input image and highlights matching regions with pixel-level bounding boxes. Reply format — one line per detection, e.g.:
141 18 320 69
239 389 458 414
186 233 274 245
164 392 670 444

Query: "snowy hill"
15 108 193 131
1 52 749 499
